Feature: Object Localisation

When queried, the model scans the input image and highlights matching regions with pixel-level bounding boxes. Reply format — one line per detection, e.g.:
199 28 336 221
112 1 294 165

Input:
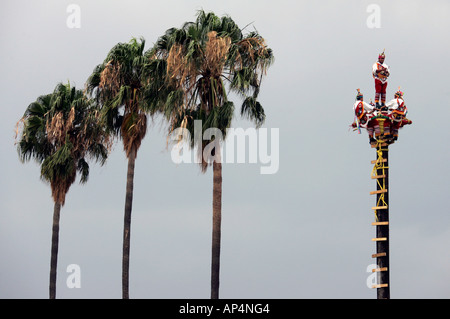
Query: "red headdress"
394 87 403 98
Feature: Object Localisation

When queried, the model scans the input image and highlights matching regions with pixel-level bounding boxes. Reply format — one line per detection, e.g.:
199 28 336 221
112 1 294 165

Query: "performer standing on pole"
372 50 390 109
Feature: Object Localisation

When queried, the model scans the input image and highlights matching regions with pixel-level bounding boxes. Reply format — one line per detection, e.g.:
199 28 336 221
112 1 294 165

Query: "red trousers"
374 79 387 103
375 79 387 93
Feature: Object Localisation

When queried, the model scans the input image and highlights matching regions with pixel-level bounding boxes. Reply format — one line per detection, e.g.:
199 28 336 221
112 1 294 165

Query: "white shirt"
385 98 405 111
353 100 374 113
353 100 374 128
372 62 390 83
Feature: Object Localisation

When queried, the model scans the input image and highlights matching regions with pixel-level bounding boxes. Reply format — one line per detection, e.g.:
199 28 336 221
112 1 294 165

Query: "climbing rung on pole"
372 283 389 289
372 267 388 273
372 237 387 241
370 142 388 148
371 159 387 164
373 145 388 149
372 206 388 210
372 252 387 258
372 221 389 226
370 189 387 195
371 143 387 148
371 175 386 179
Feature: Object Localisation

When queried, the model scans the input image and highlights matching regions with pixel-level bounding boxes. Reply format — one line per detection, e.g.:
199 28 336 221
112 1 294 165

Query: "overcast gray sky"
1 0 449 299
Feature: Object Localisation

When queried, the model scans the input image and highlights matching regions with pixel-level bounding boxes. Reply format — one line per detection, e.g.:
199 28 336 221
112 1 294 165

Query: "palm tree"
85 37 162 299
152 10 274 299
16 82 110 299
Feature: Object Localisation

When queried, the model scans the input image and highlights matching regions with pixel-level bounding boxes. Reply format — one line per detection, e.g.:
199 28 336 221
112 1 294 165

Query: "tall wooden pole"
374 142 390 299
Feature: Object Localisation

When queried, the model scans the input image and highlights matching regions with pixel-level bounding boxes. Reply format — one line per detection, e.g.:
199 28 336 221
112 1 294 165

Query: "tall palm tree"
16 82 110 299
86 37 161 299
152 10 274 299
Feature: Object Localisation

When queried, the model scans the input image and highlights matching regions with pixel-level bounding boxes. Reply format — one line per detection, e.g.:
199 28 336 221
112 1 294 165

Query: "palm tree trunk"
49 201 61 299
122 150 136 299
211 148 222 299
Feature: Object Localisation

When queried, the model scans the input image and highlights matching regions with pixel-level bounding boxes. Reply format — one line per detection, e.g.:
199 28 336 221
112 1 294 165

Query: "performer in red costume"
372 50 390 108
385 88 412 142
352 89 376 144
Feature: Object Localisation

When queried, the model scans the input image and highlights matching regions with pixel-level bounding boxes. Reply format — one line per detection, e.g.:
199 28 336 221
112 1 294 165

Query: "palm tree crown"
17 82 110 204
86 37 161 157
152 10 274 169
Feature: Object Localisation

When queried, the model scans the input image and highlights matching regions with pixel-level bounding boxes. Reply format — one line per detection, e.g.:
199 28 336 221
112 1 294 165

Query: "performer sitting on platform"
352 89 376 144
385 88 412 142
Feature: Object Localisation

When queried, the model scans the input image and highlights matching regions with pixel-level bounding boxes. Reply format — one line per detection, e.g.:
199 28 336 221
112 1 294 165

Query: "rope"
371 141 388 221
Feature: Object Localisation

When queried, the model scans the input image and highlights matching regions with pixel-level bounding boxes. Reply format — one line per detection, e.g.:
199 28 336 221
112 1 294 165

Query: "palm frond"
241 96 265 128
77 157 89 184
